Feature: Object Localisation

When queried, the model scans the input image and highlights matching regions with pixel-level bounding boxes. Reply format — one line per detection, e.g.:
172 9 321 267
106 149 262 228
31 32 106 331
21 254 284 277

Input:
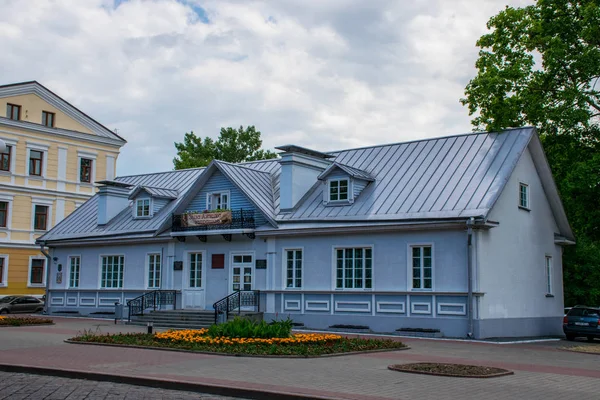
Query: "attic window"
329 179 349 202
519 183 529 210
207 192 229 211
136 198 151 218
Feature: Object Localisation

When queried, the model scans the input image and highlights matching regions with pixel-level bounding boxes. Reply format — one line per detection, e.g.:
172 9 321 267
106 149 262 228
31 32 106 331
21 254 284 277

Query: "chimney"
276 145 333 211
96 181 132 225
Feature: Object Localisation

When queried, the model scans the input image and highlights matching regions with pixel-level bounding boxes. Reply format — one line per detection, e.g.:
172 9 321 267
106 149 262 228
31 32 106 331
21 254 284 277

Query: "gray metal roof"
128 186 179 200
318 162 374 182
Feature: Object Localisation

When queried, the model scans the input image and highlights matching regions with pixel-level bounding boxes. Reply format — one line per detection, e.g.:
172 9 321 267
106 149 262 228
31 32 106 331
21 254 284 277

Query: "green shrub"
207 316 293 339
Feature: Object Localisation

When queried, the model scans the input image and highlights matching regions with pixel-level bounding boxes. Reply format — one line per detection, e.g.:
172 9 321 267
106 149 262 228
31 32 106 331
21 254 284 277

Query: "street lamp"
0 138 6 154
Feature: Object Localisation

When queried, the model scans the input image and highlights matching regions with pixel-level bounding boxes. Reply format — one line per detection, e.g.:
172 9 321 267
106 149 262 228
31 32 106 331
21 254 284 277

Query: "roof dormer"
128 185 178 219
318 162 374 205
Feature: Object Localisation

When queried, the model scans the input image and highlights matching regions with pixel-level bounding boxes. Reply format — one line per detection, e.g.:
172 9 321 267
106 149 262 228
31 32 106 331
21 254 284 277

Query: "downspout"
466 217 474 338
39 242 52 315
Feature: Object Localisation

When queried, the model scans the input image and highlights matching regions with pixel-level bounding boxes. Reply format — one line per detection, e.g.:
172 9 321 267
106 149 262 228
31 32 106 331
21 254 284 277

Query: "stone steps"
128 310 262 329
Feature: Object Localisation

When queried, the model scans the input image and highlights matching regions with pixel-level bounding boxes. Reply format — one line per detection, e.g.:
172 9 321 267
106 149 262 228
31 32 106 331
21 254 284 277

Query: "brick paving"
0 317 599 399
0 371 242 400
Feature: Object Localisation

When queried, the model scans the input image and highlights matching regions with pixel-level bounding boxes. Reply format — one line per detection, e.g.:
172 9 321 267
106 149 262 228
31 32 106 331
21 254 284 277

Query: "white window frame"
545 255 553 296
187 251 205 289
77 152 96 185
0 254 8 287
328 178 350 202
134 198 152 218
206 191 230 211
408 243 434 291
27 256 46 287
68 255 81 289
519 182 529 209
26 142 49 178
229 251 255 293
99 255 125 289
146 252 162 289
332 245 374 290
31 198 53 232
0 194 13 231
0 138 17 174
283 248 303 289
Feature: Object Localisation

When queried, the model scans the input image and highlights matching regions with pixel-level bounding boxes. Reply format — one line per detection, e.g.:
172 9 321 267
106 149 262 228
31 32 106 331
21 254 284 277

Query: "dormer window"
207 191 229 211
329 179 349 202
136 198 151 218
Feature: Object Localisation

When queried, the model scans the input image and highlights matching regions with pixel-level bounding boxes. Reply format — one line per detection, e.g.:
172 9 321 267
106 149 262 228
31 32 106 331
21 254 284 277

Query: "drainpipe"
466 217 474 338
39 242 52 314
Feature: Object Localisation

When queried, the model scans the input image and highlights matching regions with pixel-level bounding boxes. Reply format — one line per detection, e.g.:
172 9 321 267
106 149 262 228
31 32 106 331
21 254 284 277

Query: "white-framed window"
335 247 372 289
68 256 81 288
77 151 97 184
147 253 161 289
28 257 46 287
0 254 8 287
0 201 8 228
31 198 53 232
545 255 553 295
519 182 529 209
410 245 433 290
329 178 349 202
100 255 124 288
135 198 151 218
285 249 303 289
207 191 229 211
0 145 12 173
189 252 203 288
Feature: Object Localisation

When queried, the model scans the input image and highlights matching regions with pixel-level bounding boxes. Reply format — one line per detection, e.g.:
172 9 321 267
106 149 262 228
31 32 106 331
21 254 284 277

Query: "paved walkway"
0 317 599 400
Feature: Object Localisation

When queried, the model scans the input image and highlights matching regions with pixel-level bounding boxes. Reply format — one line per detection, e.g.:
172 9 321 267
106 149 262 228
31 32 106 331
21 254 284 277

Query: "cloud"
0 0 533 175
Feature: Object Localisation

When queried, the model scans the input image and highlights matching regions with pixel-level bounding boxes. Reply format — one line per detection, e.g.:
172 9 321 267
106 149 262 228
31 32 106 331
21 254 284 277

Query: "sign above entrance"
255 259 267 269
183 211 232 227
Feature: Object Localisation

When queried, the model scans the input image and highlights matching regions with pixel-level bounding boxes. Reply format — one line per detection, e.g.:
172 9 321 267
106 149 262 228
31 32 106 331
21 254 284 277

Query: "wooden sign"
183 211 232 227
255 259 267 269
212 254 225 269
173 261 183 271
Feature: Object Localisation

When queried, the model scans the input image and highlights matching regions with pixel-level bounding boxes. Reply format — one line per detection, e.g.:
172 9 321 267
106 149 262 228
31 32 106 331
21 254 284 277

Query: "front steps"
128 309 263 329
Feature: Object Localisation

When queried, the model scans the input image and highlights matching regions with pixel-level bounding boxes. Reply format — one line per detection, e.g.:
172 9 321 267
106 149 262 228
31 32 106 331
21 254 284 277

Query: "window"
411 245 432 290
329 179 349 202
6 104 20 120
69 256 80 288
30 259 45 285
101 255 124 288
286 249 302 288
0 145 11 172
207 192 229 210
189 253 202 288
0 201 7 228
335 247 372 289
148 253 161 289
42 111 55 127
545 256 553 295
34 205 48 230
519 183 529 209
136 198 150 217
0 256 6 285
29 150 43 176
80 158 93 183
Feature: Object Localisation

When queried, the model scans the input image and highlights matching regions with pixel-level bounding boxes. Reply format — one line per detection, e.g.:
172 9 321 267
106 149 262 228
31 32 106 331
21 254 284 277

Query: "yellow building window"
42 111 55 127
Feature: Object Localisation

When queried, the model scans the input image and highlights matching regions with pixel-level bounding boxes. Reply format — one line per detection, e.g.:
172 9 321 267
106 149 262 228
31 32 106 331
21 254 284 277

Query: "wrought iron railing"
127 290 178 322
172 209 255 232
213 290 260 324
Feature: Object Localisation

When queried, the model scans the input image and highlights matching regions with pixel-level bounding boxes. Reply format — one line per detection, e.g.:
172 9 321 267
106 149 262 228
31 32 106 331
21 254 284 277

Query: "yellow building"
0 81 126 297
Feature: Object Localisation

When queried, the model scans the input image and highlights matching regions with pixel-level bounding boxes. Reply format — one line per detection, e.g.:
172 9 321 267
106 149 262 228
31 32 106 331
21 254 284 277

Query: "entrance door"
184 252 205 309
231 253 253 295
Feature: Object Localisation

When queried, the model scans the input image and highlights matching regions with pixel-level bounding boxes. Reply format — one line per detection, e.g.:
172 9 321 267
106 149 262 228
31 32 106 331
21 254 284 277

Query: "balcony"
172 209 255 233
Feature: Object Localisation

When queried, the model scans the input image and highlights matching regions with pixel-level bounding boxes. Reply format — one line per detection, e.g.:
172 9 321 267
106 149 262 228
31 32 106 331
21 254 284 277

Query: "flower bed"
388 363 513 378
0 316 53 326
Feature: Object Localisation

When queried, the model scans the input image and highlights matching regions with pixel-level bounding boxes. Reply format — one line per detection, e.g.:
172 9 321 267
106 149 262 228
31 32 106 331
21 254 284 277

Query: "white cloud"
0 0 534 175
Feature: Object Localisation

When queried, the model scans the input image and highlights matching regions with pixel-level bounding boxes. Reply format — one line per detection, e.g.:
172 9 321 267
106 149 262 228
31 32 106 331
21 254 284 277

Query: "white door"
184 252 205 309
231 253 253 288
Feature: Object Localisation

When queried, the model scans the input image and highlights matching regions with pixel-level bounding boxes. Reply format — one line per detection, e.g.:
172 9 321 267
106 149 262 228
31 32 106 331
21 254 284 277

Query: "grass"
388 363 513 378
0 316 53 326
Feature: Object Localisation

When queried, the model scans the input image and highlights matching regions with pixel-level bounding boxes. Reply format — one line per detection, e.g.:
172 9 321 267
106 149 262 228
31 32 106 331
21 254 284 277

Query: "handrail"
126 290 178 322
212 290 260 324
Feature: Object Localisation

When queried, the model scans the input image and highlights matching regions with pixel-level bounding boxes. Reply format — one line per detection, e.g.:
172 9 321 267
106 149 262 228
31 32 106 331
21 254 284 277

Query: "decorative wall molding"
411 302 431 315
376 301 405 314
437 302 466 316
284 299 301 311
334 301 371 313
305 300 330 311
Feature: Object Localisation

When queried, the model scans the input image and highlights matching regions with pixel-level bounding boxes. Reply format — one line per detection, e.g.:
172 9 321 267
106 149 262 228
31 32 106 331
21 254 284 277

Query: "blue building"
38 127 574 338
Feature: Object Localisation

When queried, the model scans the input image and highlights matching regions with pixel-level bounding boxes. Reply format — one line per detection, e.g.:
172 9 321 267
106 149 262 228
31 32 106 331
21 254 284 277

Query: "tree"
462 0 600 306
173 125 277 169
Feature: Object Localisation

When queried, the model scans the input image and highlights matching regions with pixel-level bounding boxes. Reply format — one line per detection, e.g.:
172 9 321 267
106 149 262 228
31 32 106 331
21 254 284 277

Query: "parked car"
0 296 44 314
564 307 572 316
563 306 600 341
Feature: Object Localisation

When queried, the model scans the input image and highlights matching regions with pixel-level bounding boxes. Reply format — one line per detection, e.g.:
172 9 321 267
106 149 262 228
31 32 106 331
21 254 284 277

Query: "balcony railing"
172 209 255 232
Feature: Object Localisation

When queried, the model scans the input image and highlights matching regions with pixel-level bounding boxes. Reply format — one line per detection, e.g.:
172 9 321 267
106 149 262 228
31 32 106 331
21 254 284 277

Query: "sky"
0 0 532 176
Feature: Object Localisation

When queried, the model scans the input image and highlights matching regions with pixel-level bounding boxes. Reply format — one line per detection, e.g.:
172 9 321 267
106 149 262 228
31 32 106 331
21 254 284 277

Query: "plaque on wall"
212 254 225 269
56 272 62 284
255 259 267 269
173 261 183 271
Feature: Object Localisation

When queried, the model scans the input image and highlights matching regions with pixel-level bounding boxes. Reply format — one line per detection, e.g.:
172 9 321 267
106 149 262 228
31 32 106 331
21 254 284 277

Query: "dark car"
0 296 44 314
563 306 600 341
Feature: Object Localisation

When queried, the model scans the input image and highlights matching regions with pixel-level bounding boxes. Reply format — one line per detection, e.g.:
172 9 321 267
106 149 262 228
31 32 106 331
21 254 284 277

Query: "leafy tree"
173 126 277 169
462 0 600 306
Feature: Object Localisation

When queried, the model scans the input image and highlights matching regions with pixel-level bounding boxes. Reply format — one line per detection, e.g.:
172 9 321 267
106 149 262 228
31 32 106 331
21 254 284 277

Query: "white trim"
326 177 352 204
0 196 13 232
0 138 17 180
407 242 434 291
282 247 303 290
411 302 432 314
145 251 162 290
284 299 301 311
79 297 96 306
66 297 78 306
545 255 553 296
305 300 330 311
334 301 371 313
519 182 530 209
134 197 152 218
98 254 125 289
25 145 48 185
31 201 53 233
98 297 120 306
229 251 255 294
376 301 405 314
106 155 116 181
206 190 230 211
67 255 81 289
50 296 64 306
331 245 374 290
77 154 96 185
0 254 8 287
437 302 466 316
27 255 46 287
182 250 207 308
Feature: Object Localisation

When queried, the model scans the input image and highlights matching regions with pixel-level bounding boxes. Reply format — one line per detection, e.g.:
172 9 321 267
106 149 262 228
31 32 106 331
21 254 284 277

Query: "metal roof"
128 186 179 200
317 162 375 182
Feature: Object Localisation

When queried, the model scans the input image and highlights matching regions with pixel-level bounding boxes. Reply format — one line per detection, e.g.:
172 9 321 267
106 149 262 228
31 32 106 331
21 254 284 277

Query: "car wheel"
566 334 576 341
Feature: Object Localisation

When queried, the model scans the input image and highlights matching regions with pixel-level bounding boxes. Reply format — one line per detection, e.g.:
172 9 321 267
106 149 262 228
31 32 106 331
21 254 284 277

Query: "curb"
64 339 410 358
387 364 514 379
0 364 339 400
559 347 600 356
